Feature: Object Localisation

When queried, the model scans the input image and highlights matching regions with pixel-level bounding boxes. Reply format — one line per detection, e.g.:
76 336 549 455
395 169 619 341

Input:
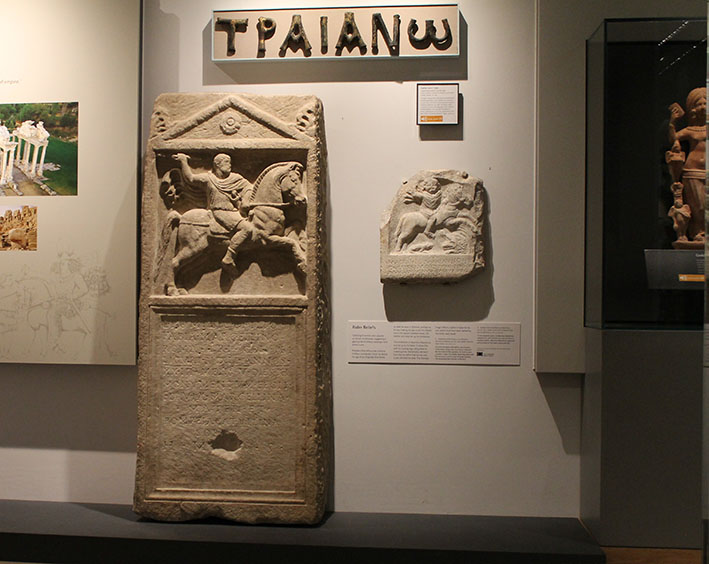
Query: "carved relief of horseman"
158 152 307 295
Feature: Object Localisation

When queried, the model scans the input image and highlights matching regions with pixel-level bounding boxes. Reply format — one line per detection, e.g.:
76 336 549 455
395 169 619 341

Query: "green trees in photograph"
0 102 78 140
0 102 79 195
43 138 78 196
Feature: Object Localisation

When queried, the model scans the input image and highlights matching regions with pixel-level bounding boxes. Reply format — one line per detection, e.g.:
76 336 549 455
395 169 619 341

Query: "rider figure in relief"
172 152 254 270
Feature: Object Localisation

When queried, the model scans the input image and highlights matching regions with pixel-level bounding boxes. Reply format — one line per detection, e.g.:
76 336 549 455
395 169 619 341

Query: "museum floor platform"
0 500 604 563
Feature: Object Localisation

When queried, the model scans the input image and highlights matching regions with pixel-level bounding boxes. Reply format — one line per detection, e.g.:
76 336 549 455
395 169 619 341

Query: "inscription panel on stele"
153 312 303 498
134 93 330 524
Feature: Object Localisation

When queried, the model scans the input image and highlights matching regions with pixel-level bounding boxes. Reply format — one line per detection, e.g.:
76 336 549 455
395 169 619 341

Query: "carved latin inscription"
153 311 303 496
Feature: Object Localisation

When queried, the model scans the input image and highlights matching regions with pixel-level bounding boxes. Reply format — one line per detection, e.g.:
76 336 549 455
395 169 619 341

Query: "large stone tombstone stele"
380 169 485 283
134 93 330 524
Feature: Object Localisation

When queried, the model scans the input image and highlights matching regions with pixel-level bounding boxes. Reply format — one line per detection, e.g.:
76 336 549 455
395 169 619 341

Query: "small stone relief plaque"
135 93 330 524
380 169 485 283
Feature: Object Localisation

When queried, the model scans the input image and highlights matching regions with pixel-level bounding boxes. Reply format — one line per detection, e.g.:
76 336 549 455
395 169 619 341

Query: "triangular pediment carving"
157 95 311 142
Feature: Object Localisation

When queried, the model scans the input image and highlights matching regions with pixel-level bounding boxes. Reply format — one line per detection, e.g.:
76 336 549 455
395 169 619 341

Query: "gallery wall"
141 0 577 517
0 0 703 520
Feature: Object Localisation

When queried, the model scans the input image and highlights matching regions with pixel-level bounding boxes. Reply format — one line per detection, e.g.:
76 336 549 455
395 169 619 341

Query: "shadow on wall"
89 168 139 365
536 372 582 455
419 94 464 142
144 3 180 147
324 163 336 515
201 14 469 85
382 185 494 321
0 363 137 452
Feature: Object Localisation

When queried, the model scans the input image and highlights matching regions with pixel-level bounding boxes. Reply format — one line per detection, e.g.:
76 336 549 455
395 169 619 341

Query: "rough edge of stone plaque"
134 92 331 525
380 169 485 283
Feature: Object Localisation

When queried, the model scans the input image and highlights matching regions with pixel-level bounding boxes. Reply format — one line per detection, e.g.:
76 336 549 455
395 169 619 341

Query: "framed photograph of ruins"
0 205 37 251
0 0 139 365
0 102 78 196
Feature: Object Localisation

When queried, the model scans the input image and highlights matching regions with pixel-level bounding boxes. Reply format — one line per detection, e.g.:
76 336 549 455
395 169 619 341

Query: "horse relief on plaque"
381 169 486 283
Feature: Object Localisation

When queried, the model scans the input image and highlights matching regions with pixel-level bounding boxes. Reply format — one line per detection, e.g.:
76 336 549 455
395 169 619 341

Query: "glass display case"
585 18 706 329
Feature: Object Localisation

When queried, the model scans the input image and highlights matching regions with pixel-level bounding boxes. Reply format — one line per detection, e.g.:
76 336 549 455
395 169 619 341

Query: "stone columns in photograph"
0 125 17 186
12 120 50 179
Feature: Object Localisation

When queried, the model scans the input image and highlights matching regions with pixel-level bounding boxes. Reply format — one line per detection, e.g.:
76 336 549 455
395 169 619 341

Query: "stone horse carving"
161 160 307 296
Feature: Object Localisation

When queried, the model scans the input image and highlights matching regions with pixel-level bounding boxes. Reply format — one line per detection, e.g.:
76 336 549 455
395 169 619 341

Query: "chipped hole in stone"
209 429 243 461
210 429 243 451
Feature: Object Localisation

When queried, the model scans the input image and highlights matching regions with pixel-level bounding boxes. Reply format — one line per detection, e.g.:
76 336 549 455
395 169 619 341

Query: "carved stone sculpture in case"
666 87 706 249
134 93 330 524
381 169 485 283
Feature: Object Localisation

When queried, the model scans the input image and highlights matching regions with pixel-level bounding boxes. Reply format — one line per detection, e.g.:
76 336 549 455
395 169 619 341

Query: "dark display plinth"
582 329 702 548
0 500 604 563
644 249 704 290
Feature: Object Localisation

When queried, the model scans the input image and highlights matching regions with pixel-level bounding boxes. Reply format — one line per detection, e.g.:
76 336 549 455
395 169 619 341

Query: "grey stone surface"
381 169 485 283
135 93 330 524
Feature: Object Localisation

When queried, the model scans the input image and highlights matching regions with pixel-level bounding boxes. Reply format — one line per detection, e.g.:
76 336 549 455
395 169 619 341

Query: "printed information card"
348 321 521 365
417 83 459 125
